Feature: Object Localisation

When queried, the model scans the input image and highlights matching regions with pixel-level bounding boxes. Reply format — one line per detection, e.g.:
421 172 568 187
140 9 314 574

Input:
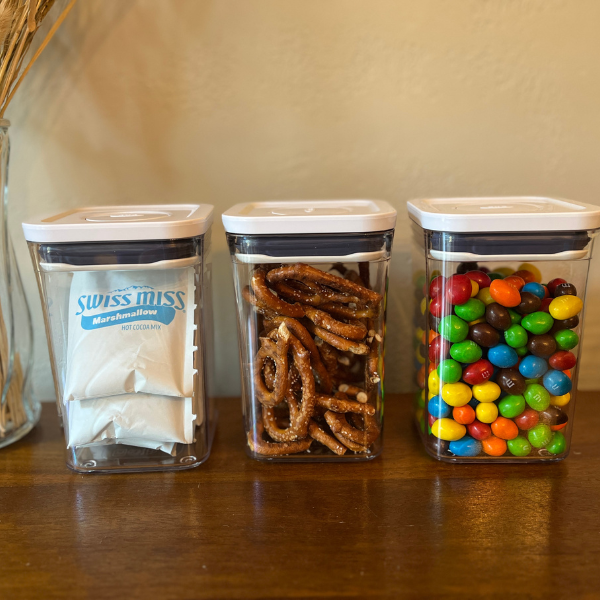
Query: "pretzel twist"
324 410 380 447
249 418 313 456
303 305 367 342
316 394 375 416
251 269 305 318
266 263 382 307
319 301 378 321
305 320 370 355
308 419 347 456
253 324 291 407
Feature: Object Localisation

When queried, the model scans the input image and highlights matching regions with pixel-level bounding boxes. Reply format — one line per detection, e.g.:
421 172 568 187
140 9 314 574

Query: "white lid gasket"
222 199 397 235
22 204 214 243
407 196 600 233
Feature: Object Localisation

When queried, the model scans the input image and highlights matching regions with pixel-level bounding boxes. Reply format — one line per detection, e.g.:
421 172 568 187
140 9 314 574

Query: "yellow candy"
415 346 425 364
469 317 486 326
550 392 571 407
441 382 472 407
431 270 441 279
470 279 479 297
420 389 426 401
477 287 495 306
476 402 498 424
495 267 515 277
415 326 425 342
431 418 466 441
428 390 437 400
549 296 583 320
428 369 441 394
472 381 501 403
420 297 427 315
415 408 424 423
518 263 542 283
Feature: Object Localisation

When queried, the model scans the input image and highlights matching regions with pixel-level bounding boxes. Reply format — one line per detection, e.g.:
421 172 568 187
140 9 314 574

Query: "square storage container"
223 200 397 461
23 205 215 473
408 197 600 462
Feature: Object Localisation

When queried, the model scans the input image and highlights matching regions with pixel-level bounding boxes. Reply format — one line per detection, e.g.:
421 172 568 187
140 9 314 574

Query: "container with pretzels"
223 200 396 461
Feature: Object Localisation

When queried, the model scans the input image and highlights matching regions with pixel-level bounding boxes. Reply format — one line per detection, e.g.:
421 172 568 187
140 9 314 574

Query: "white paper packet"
64 267 196 402
65 394 195 449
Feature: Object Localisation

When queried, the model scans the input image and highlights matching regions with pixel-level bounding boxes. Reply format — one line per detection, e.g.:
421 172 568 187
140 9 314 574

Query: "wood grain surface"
1 393 599 600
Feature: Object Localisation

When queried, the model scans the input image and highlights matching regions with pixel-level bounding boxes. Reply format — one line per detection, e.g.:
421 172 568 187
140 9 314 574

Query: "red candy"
446 274 472 305
428 413 437 427
429 276 446 299
462 359 494 385
467 420 492 440
514 408 539 430
513 270 536 284
453 405 476 425
490 279 522 307
547 278 567 296
429 335 450 363
429 295 449 318
540 297 553 313
549 351 577 371
465 270 492 290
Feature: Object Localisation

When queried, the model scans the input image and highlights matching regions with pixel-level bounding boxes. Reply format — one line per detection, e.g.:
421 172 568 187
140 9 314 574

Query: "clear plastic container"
23 205 215 473
223 200 397 461
408 197 600 463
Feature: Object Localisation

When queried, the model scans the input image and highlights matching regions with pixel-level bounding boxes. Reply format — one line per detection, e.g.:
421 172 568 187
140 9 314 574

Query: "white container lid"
22 204 214 243
222 199 397 235
407 196 600 233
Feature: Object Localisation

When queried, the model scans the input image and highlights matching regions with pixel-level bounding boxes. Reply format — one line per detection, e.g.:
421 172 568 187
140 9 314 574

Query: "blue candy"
449 436 482 457
488 344 519 368
519 355 549 379
522 282 546 299
428 395 451 418
542 370 572 396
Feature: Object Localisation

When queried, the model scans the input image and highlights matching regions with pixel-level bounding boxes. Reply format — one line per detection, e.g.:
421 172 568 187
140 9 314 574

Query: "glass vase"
0 119 40 448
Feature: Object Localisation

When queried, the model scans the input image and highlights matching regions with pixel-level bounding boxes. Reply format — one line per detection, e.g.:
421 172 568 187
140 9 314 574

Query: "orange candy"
542 285 550 299
503 275 526 291
428 329 439 343
513 269 536 284
417 365 426 389
428 362 438 374
491 416 519 440
489 279 522 307
482 436 508 456
453 405 476 425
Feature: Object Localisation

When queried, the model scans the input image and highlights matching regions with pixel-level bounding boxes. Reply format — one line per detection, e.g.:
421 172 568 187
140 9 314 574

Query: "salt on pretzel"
338 384 368 404
263 316 333 393
266 263 382 307
302 305 367 342
262 395 302 442
308 419 347 456
249 418 313 456
319 301 378 321
324 410 380 448
251 269 305 318
316 394 375 416
305 320 370 355
253 324 291 407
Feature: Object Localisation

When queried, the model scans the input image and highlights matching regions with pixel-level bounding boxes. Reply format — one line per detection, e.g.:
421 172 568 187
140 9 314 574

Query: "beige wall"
7 0 600 400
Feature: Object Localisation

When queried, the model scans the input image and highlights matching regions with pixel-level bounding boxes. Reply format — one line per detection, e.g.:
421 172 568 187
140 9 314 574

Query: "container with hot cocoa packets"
223 200 397 461
23 205 215 473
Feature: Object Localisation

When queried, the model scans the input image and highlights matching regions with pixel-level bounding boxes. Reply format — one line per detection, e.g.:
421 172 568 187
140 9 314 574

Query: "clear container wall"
227 231 394 461
29 235 213 473
411 224 596 462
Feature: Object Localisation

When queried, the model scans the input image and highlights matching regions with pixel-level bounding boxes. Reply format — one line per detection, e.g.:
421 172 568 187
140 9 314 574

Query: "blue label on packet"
81 305 176 330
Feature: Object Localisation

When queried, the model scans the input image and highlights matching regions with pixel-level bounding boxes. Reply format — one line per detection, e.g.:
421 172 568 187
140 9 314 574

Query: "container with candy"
408 197 600 462
23 205 215 473
223 200 396 461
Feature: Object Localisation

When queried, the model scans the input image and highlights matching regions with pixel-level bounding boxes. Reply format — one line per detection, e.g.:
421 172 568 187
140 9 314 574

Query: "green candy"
547 432 566 455
528 423 553 448
421 418 427 433
438 315 469 343
438 359 463 383
507 436 532 457
454 298 485 322
524 384 550 411
521 312 554 335
499 394 526 418
516 346 529 357
504 325 528 348
449 340 482 364
488 272 504 281
508 308 522 325
417 392 425 408
554 329 579 351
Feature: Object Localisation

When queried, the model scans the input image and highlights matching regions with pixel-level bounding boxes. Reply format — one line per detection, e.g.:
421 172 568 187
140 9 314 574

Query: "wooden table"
1 393 599 599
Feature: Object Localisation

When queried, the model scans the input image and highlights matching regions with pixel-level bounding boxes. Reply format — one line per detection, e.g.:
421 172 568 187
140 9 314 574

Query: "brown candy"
538 406 568 427
457 261 479 274
527 334 557 358
515 292 542 315
550 315 579 334
497 368 527 396
485 303 512 331
469 323 500 348
554 283 577 297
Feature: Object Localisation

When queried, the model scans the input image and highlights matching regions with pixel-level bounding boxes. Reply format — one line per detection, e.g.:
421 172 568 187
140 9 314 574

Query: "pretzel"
324 410 380 447
308 419 347 456
302 305 367 342
253 324 291 407
332 431 369 453
337 384 368 404
251 269 305 318
316 394 375 416
305 320 370 355
249 418 313 456
262 395 301 442
263 316 333 393
266 263 382 307
319 301 378 320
